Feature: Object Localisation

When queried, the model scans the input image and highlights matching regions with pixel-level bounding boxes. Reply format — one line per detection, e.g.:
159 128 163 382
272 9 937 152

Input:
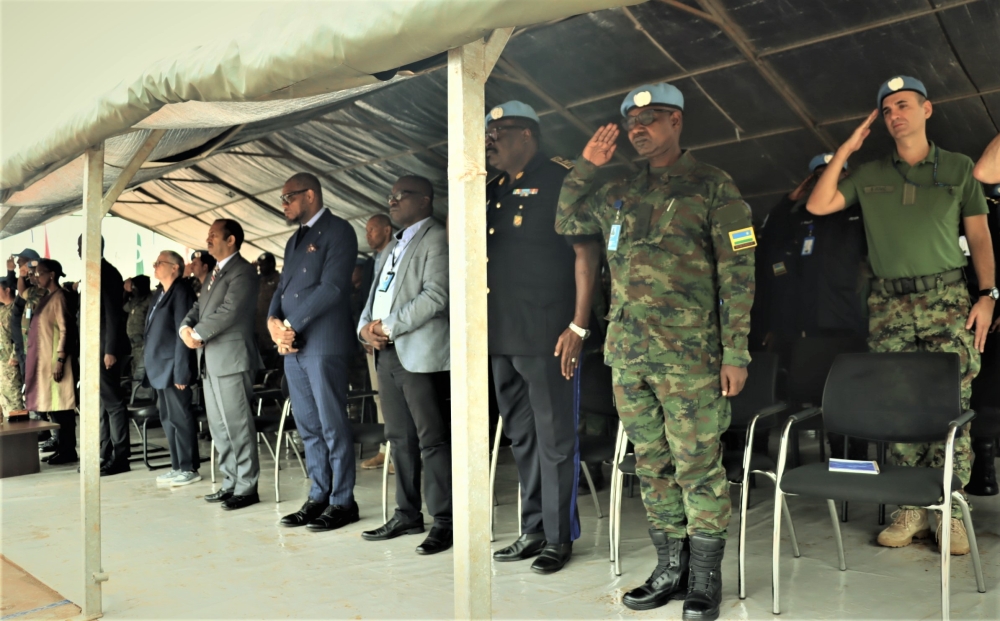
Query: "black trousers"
156 386 200 472
48 410 76 455
99 358 130 467
491 354 580 544
377 347 452 529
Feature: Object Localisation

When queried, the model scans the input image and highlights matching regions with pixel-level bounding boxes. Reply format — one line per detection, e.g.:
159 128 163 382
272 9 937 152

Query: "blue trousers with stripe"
491 354 581 544
284 354 356 506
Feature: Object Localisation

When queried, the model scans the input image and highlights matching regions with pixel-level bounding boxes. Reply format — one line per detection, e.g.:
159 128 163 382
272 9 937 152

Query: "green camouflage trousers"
868 280 977 518
1 360 24 414
613 365 731 538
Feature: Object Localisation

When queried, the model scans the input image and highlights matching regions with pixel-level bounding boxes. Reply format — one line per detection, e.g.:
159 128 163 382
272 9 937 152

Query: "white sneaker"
156 470 181 486
170 471 203 487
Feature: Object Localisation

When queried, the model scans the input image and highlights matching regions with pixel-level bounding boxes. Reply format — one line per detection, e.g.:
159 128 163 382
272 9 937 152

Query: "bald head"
366 213 393 253
281 172 323 225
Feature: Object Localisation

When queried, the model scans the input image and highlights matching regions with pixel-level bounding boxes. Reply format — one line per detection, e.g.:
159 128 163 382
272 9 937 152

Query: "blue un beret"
808 153 848 173
485 101 540 128
621 83 684 117
877 75 928 109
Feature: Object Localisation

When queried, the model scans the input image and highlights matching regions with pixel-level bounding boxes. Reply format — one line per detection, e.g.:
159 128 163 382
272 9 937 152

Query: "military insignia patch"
633 91 652 107
823 154 833 164
490 106 504 119
513 214 523 227
306 243 318 253
513 188 538 196
772 262 787 276
887 77 905 91
550 156 574 170
728 227 757 251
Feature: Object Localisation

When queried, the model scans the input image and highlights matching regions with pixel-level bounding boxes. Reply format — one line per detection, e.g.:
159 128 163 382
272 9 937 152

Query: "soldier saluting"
557 83 755 620
807 76 995 556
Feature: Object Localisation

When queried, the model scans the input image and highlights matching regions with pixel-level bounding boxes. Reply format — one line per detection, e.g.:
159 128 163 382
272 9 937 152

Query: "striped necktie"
207 265 220 291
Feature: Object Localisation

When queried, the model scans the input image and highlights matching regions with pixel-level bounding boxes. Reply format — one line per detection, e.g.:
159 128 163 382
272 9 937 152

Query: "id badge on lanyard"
608 200 624 251
378 272 395 292
801 224 815 256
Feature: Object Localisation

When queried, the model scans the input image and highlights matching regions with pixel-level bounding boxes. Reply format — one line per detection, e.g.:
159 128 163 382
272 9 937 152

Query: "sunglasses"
620 108 675 131
279 189 309 205
387 190 426 205
485 125 529 142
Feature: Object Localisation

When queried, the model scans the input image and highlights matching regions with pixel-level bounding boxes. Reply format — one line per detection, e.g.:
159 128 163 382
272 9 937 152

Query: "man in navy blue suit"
268 172 360 531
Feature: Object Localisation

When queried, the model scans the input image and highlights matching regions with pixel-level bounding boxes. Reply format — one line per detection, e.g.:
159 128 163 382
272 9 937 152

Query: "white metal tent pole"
81 144 107 619
447 28 511 620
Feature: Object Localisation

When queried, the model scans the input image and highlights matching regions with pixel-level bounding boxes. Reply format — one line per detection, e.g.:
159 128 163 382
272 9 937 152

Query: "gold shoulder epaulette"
551 156 574 170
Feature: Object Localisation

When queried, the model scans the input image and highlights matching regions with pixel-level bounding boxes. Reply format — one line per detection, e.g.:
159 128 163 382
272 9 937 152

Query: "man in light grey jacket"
181 219 263 511
358 175 452 555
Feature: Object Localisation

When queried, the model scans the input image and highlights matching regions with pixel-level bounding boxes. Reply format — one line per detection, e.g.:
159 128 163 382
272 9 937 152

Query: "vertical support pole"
448 40 491 620
81 143 105 619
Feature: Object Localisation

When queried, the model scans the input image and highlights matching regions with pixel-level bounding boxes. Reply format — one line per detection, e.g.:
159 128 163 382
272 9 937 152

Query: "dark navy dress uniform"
487 151 599 544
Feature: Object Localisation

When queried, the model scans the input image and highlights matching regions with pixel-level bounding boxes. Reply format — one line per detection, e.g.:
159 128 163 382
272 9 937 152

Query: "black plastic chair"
771 352 986 620
127 400 171 470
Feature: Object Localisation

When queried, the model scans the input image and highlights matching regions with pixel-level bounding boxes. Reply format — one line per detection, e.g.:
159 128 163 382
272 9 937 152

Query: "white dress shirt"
371 217 431 330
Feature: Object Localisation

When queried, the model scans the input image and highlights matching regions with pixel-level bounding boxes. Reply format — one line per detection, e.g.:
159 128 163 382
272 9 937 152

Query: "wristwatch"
382 323 392 339
568 322 591 340
980 287 1000 301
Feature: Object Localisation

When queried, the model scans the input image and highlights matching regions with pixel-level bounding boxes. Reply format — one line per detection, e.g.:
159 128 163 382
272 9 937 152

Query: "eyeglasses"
620 108 674 131
387 190 425 205
152 261 179 269
279 189 309 205
485 125 528 142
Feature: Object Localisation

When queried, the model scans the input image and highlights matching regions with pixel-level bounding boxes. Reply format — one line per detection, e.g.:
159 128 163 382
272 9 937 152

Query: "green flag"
136 233 144 275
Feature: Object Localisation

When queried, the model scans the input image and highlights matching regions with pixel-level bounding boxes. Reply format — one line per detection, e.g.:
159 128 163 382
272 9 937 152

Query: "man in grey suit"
180 219 263 511
359 175 453 555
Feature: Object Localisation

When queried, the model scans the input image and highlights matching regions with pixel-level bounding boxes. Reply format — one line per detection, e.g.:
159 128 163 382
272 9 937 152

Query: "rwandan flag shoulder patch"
728 227 757 251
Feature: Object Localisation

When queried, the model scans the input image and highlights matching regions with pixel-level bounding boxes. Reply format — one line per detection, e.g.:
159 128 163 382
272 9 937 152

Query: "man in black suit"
269 173 360 531
78 236 131 476
145 251 202 487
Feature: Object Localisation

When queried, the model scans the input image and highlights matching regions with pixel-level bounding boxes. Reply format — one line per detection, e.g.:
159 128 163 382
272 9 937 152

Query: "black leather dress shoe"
493 533 546 562
416 527 453 555
530 543 572 575
307 501 360 532
45 452 79 465
205 488 235 503
361 515 425 541
221 492 260 511
280 499 329 527
100 464 130 476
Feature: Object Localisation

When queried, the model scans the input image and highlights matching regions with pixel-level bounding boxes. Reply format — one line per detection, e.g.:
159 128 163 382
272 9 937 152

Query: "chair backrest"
729 352 779 428
787 336 868 405
578 352 617 418
822 352 962 443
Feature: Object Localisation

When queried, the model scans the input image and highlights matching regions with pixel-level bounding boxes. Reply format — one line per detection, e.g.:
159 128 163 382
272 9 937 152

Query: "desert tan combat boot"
936 516 971 555
877 509 931 547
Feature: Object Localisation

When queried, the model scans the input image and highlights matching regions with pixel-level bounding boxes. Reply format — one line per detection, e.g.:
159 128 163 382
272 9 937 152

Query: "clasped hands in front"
268 316 300 355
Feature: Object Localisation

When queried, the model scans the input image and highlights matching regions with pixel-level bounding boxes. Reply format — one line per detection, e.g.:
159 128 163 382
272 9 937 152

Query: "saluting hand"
788 173 815 202
840 109 879 157
583 124 620 167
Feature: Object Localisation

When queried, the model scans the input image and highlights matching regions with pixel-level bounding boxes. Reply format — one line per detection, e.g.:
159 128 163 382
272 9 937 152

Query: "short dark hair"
216 219 245 251
198 252 217 271
368 213 392 228
37 259 65 278
132 275 151 297
397 175 435 206
287 172 323 203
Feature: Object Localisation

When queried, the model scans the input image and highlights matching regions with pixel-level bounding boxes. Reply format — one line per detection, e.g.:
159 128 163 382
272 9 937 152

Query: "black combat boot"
621 529 688 611
966 437 998 496
682 535 725 621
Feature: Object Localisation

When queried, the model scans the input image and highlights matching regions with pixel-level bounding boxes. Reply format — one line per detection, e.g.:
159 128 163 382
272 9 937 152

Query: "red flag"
44 225 51 258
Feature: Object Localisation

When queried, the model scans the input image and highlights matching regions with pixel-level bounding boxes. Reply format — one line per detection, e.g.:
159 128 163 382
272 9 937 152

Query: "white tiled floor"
1 430 998 620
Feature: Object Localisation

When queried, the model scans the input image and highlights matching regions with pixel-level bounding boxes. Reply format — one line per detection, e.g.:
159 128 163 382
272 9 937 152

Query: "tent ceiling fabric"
3 0 999 264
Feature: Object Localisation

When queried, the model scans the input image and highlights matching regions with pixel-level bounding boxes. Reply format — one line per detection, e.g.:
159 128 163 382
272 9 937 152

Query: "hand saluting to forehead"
583 124 620 167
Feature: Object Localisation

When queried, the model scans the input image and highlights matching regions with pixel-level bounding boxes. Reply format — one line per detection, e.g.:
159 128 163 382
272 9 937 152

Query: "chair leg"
260 434 277 463
613 467 625 577
782 495 801 558
772 490 784 615
382 440 392 525
877 442 887 525
490 421 503 543
940 506 951 621
737 476 749 600
580 463 602 518
826 499 847 571
952 492 986 593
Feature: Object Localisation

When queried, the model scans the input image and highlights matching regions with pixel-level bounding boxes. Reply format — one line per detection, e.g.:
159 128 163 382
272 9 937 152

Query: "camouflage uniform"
0 302 25 414
557 152 755 538
124 292 153 378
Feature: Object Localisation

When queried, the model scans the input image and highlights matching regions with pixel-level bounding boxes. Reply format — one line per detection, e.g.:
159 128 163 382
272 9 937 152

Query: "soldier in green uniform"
557 83 755 620
0 277 25 415
123 275 153 380
807 76 995 556
186 250 216 299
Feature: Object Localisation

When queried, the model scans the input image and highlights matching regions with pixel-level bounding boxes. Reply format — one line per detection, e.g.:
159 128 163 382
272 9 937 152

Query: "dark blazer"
181 254 262 377
143 279 197 390
268 209 358 356
101 259 129 357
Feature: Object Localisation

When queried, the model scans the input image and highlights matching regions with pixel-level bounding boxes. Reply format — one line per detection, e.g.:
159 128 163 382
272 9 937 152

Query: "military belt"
872 268 964 296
